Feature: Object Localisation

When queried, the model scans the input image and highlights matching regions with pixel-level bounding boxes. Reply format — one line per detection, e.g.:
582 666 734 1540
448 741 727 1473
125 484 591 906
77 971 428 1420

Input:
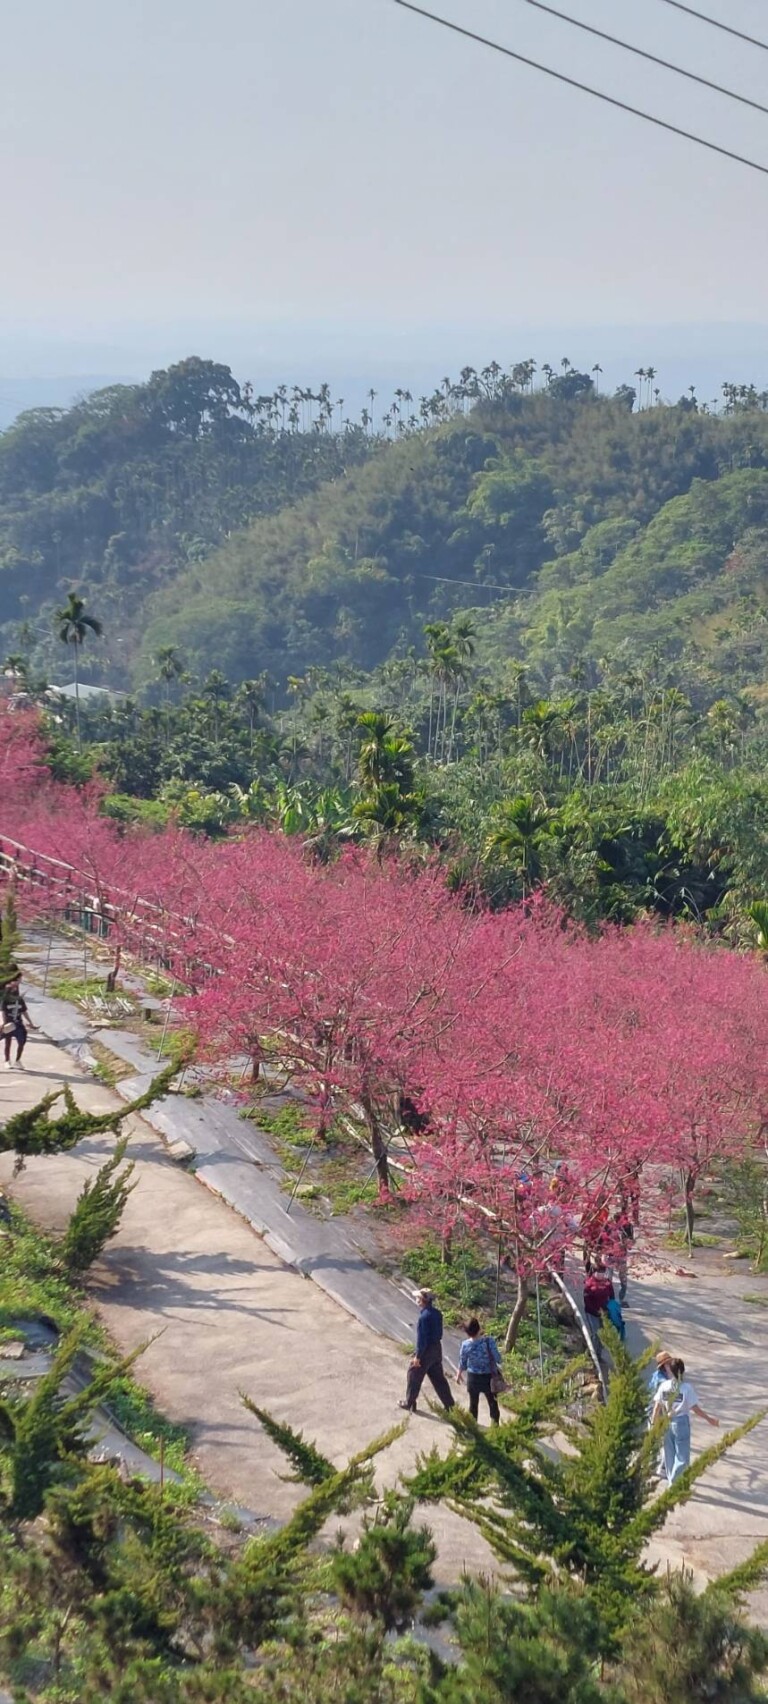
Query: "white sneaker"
15 1060 24 1070
3 1061 11 1071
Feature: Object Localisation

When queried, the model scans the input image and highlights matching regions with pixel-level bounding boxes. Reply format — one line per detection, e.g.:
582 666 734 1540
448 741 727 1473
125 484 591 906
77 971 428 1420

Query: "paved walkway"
2 969 768 1609
0 1021 489 1582
24 934 451 1352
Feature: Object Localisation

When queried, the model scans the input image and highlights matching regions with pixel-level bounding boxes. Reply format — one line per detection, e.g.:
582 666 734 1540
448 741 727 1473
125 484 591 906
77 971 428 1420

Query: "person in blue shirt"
604 1292 626 1340
456 1317 503 1423
399 1288 455 1414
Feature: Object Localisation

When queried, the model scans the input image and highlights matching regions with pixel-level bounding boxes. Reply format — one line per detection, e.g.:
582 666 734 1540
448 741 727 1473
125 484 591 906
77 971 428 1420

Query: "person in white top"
651 1357 719 1483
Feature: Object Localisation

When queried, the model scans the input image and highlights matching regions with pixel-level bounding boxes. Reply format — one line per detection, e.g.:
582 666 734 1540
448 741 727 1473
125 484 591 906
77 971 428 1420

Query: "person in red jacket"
583 1264 614 1362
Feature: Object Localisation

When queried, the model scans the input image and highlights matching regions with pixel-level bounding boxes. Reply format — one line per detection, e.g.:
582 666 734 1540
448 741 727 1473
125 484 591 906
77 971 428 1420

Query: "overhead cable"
656 0 768 55
388 0 768 180
515 0 768 118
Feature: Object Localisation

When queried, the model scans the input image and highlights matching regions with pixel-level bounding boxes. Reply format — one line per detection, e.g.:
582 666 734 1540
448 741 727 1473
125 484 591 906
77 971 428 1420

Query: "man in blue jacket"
399 1288 455 1413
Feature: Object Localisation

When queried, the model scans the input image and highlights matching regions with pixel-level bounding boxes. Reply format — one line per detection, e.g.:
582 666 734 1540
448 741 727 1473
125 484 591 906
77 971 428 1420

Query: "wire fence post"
42 913 55 995
157 981 176 1059
285 1137 317 1213
535 1274 545 1381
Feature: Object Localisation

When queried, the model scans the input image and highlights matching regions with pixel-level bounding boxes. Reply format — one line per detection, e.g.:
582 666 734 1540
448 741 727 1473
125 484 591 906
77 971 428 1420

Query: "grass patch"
318 1156 378 1216
144 968 176 998
50 975 139 1016
0 1203 201 1501
50 975 99 1006
89 1040 134 1088
245 1100 314 1146
742 1292 768 1308
0 1207 96 1340
107 1377 194 1480
664 1229 726 1250
243 1100 381 1214
147 1024 196 1069
218 1507 244 1533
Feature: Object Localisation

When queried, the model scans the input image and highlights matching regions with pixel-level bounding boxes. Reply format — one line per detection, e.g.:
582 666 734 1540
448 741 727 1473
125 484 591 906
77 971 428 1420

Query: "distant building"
47 682 125 705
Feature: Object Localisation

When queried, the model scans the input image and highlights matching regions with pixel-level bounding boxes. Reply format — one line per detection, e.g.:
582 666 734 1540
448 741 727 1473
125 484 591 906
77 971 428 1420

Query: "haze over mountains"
2 321 767 430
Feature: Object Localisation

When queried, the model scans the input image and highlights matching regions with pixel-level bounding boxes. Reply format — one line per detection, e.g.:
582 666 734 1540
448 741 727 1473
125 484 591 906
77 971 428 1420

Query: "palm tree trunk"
74 642 81 749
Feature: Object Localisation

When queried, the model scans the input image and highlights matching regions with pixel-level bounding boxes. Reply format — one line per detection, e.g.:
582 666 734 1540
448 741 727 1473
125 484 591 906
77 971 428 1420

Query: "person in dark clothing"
583 1266 613 1318
583 1264 614 1362
610 1207 634 1303
456 1317 502 1423
2 974 36 1069
399 1288 455 1413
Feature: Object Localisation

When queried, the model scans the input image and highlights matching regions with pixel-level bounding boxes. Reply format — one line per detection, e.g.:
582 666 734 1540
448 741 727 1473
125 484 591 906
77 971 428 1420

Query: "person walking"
399 1288 454 1414
2 973 36 1070
610 1206 634 1303
456 1317 503 1423
583 1263 614 1361
651 1357 719 1483
648 1349 675 1400
647 1350 675 1476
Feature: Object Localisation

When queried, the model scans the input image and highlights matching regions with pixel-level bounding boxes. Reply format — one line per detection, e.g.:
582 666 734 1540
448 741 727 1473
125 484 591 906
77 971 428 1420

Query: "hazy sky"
2 0 768 362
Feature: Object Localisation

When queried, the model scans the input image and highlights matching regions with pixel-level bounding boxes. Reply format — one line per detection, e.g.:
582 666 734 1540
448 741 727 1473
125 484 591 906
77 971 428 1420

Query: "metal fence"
0 834 213 988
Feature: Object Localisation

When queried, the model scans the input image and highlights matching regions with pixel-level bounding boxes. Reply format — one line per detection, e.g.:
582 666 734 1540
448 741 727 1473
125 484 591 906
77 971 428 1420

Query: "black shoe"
398 1400 417 1412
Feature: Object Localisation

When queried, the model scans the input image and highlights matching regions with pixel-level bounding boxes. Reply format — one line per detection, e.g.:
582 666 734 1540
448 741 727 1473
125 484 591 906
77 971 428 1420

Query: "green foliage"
407 1334 768 1657
0 890 21 985
715 1155 768 1271
58 1137 136 1274
1 1343 768 1703
240 1399 335 1486
619 1571 768 1704
748 899 768 951
0 1066 176 1169
0 357 372 686
426 1578 606 1704
330 1491 436 1632
0 1325 144 1519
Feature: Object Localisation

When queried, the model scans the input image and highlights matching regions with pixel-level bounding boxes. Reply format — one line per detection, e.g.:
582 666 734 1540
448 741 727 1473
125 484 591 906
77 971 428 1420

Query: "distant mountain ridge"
4 351 768 703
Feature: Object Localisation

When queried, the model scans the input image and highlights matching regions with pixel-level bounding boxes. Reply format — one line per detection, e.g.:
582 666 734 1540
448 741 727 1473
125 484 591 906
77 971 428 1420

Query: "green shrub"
58 1138 136 1275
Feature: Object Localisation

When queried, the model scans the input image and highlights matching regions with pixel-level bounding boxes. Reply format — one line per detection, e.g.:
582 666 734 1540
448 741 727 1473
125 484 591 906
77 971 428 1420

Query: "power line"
389 0 768 180
515 0 768 119
656 0 768 55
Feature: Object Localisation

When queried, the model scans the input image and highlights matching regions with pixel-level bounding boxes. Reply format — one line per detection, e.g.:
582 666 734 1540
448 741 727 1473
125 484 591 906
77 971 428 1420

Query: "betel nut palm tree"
54 592 103 747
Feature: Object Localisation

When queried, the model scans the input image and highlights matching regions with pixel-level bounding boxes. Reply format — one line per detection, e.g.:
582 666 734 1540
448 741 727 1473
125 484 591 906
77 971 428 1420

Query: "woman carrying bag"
456 1317 508 1423
2 972 37 1071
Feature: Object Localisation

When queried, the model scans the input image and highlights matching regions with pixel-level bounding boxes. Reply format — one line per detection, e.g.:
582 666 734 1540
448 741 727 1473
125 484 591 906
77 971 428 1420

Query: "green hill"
142 389 768 695
5 355 768 699
506 468 768 693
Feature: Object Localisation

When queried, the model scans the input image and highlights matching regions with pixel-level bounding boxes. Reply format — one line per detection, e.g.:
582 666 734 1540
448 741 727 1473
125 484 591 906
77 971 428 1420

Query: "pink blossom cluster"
2 703 767 1275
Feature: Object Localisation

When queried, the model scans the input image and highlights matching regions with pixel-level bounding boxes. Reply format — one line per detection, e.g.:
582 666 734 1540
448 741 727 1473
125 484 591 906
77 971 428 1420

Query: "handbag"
485 1337 509 1395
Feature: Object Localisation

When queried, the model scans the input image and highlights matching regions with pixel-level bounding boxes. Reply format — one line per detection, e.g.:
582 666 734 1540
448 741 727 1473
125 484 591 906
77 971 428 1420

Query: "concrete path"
0 1022 490 1583
23 933 451 1354
3 973 768 1608
625 1262 768 1621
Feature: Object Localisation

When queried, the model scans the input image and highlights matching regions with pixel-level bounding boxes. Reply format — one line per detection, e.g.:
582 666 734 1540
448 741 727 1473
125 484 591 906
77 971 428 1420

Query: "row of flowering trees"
3 704 768 1342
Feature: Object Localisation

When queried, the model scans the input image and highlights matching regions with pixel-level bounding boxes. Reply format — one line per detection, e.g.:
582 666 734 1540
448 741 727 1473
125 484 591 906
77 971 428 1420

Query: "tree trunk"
504 1271 530 1350
683 1169 696 1257
361 1087 389 1192
74 642 81 749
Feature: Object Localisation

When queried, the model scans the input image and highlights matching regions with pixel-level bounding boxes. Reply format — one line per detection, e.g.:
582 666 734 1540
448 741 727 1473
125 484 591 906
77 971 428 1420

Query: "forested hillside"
4 354 768 699
0 356 373 681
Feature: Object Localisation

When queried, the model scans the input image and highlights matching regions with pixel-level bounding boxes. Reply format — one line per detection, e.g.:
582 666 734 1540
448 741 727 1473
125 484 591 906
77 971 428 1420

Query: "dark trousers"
405 1341 454 1410
3 1021 26 1062
467 1371 500 1423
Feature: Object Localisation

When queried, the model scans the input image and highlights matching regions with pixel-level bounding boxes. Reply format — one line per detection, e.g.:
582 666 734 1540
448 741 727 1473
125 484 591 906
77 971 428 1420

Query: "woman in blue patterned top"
456 1317 503 1423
